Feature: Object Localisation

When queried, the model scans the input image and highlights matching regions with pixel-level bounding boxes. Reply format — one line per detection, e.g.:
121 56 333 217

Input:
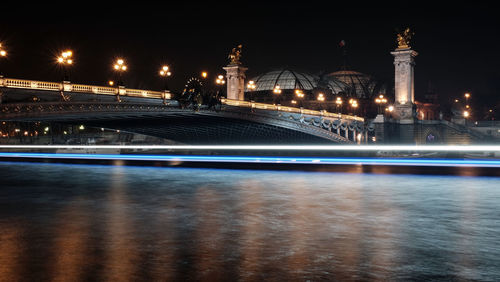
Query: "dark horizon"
1 3 498 113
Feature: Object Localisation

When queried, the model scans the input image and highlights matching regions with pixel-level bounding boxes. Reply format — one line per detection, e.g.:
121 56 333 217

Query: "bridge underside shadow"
83 115 335 145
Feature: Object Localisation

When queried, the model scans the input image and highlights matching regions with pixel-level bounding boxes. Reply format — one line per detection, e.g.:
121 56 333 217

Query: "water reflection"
1 162 500 281
0 224 24 280
50 198 90 282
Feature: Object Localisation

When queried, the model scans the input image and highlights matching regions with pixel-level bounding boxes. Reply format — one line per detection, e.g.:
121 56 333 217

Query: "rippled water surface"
1 162 500 281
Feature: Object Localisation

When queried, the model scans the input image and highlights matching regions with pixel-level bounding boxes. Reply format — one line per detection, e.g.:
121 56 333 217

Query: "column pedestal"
391 48 418 124
223 64 247 101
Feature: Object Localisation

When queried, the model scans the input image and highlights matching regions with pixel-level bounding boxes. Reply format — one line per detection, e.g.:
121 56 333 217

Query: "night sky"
1 2 499 112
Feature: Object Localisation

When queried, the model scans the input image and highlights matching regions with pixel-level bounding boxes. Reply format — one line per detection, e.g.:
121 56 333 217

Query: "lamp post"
247 80 256 102
57 50 73 81
159 65 172 104
349 98 358 116
375 94 387 114
295 89 305 107
317 93 325 110
335 96 343 114
159 65 172 89
215 74 226 96
113 59 127 86
273 84 282 105
0 42 6 75
214 74 225 109
0 43 6 103
56 50 73 101
113 59 127 102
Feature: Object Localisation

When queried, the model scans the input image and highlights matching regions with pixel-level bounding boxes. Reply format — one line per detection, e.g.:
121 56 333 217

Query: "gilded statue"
396 28 414 49
228 44 243 65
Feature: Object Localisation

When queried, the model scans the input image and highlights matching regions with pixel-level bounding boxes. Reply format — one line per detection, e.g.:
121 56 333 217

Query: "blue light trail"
1 152 500 168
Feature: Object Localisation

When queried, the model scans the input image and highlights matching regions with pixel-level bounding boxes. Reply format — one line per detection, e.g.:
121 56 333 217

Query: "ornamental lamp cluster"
159 65 171 77
317 93 325 102
114 59 127 72
273 85 282 94
375 94 387 105
335 96 343 105
247 80 256 90
295 89 305 98
215 75 225 85
349 98 358 109
375 94 388 114
57 50 73 65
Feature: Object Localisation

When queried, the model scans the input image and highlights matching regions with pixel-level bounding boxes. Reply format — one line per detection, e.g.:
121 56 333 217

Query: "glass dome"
246 69 346 94
327 70 384 99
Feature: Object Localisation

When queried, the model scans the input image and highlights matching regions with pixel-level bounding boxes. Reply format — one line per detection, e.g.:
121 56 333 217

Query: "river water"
1 161 499 281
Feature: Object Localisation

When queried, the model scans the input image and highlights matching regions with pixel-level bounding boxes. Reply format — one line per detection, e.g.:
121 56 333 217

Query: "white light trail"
1 144 500 152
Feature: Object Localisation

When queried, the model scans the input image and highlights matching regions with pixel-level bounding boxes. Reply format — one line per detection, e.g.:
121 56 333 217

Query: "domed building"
244 69 349 109
327 70 386 99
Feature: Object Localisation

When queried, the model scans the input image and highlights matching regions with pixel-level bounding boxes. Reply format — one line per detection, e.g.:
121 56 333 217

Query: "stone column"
391 48 418 124
223 64 247 101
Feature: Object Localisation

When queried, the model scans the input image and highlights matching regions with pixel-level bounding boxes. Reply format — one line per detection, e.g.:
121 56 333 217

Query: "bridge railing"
221 98 364 122
0 77 170 100
1 77 363 122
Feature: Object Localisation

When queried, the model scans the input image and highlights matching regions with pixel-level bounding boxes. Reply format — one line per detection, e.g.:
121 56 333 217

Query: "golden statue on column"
396 28 414 49
228 44 243 65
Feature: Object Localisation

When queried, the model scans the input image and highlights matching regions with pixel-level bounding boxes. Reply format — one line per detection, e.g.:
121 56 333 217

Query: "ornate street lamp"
317 93 325 110
247 80 256 101
295 89 305 107
335 96 343 114
113 58 127 86
215 74 226 102
349 98 359 116
215 74 225 86
159 65 172 104
57 50 73 81
113 59 127 102
375 94 387 114
273 84 281 105
159 65 172 90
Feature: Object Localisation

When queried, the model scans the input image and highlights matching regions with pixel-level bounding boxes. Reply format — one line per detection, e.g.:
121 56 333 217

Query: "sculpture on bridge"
179 77 221 111
396 27 414 49
228 44 243 65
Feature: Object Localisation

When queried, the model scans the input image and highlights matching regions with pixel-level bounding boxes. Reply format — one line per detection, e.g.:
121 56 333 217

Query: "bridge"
0 77 369 144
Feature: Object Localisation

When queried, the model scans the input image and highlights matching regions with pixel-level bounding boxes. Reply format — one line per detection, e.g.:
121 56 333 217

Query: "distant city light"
0 42 6 57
